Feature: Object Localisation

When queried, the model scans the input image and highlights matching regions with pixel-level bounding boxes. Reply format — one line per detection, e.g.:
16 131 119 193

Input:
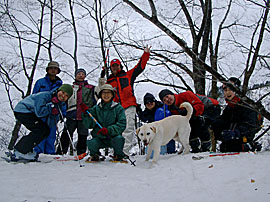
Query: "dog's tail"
179 102 193 121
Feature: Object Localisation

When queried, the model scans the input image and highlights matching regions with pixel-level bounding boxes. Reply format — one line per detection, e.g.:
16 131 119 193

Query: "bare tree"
122 0 270 121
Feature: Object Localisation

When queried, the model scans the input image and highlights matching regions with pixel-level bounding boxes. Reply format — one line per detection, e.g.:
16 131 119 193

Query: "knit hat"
159 89 174 102
99 84 115 98
58 84 73 98
228 77 241 87
110 59 121 66
223 77 241 91
75 68 86 77
46 61 60 73
144 93 156 105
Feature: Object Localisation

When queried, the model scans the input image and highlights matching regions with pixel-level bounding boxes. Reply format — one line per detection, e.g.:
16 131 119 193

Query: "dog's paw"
149 161 158 169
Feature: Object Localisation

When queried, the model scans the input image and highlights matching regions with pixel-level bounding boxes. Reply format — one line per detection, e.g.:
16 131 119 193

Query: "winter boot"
201 140 212 152
14 149 38 161
190 138 201 153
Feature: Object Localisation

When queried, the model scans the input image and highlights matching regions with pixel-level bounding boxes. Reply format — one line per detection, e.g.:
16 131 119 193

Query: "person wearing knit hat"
58 84 73 99
56 69 97 156
158 89 174 104
211 77 261 152
158 89 209 153
31 61 63 155
11 88 69 161
137 93 162 123
75 68 87 78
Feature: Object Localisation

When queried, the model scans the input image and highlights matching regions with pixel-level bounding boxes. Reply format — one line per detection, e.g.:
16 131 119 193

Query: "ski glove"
97 127 109 136
80 103 89 113
51 107 59 115
51 96 59 104
221 130 240 141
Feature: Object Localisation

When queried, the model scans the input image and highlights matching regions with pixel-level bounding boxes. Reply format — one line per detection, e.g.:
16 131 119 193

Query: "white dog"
136 102 193 164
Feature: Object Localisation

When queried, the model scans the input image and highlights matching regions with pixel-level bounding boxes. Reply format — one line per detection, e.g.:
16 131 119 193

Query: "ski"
84 156 128 164
54 152 87 161
192 152 241 160
1 156 52 164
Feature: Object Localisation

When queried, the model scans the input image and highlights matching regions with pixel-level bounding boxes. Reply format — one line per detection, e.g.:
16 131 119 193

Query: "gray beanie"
159 89 174 102
75 68 86 77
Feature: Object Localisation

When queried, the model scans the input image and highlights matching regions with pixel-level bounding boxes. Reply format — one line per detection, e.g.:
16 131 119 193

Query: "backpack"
196 94 219 110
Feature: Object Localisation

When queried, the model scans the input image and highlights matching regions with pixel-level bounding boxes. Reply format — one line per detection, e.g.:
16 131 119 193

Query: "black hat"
143 93 156 105
75 68 87 77
223 77 241 91
228 77 241 87
159 89 174 102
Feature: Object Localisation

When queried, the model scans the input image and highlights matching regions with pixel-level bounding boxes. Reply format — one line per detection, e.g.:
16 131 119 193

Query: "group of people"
9 45 262 162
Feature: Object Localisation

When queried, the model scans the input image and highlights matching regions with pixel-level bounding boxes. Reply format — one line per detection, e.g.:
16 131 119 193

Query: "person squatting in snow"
210 77 262 152
32 61 63 155
56 68 96 155
96 45 151 156
158 89 221 153
12 84 73 161
81 84 126 162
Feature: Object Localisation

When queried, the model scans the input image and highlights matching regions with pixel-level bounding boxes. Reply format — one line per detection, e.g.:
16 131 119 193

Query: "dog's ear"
136 128 140 136
150 126 156 133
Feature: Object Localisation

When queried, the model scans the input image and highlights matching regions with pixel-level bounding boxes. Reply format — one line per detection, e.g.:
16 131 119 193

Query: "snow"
0 151 270 202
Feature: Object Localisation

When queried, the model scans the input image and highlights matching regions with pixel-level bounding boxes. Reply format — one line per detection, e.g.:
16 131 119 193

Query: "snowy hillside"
0 151 269 202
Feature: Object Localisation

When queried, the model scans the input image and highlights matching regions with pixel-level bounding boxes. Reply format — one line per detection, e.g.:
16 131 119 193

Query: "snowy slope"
0 151 269 202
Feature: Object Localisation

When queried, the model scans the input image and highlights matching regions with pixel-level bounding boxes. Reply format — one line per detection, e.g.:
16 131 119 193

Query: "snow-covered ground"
0 151 269 202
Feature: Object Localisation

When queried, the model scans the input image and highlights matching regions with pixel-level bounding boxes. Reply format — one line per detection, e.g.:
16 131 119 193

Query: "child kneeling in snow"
81 84 126 161
12 84 73 161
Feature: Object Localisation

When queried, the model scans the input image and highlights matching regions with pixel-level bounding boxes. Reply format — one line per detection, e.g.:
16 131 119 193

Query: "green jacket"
82 101 126 139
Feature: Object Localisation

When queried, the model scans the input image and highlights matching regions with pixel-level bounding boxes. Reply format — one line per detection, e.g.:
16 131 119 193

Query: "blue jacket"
14 91 65 128
32 74 62 94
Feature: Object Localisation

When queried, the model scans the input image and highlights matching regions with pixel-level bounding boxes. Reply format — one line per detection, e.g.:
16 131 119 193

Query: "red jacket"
107 52 150 109
171 91 205 116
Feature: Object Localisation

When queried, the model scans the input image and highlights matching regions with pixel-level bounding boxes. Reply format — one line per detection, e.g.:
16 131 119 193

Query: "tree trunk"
8 120 21 150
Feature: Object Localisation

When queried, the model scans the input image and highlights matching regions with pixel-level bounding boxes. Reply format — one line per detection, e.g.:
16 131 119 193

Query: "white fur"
136 102 193 165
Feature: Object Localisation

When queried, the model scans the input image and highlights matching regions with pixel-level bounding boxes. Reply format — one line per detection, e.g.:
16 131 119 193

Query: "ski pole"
57 105 84 167
126 155 136 166
55 124 64 156
253 125 270 142
85 110 103 129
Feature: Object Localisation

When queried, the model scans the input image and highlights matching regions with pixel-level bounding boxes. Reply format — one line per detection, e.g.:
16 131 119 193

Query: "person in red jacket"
159 89 210 153
99 45 151 156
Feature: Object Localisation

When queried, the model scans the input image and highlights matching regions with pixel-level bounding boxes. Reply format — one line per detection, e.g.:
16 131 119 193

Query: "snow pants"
34 125 56 154
56 118 88 155
122 106 136 155
189 115 211 153
87 135 125 158
14 112 50 154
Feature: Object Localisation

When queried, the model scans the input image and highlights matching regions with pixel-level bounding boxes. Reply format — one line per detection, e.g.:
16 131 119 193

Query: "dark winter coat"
82 101 126 139
211 97 258 143
138 101 163 123
106 52 150 109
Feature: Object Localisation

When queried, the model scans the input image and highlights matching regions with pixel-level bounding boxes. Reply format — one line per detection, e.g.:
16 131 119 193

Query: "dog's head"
136 124 156 146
